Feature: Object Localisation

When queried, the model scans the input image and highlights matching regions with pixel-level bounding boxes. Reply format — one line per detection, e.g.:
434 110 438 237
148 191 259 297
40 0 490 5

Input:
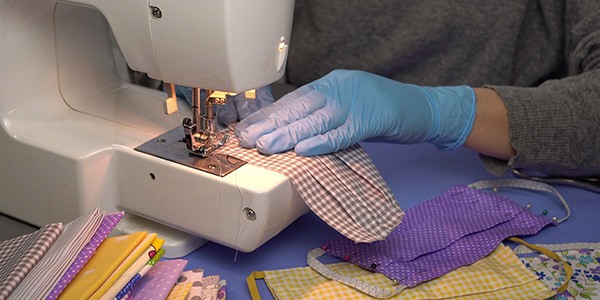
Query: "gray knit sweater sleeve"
486 1 600 177
285 0 600 177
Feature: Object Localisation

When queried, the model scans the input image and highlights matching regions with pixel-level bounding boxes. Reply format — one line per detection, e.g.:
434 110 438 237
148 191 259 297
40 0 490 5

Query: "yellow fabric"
58 231 148 300
90 232 157 300
251 245 555 300
97 236 164 300
152 237 165 253
247 271 265 300
166 282 193 300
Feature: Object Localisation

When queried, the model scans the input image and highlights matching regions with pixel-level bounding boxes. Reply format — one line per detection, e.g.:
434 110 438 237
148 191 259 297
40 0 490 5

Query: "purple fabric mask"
323 185 554 287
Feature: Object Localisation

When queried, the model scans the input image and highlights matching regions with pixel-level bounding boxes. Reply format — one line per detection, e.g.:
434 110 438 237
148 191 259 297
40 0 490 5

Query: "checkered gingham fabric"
46 212 124 300
257 245 555 299
8 207 104 300
215 129 404 243
0 223 62 300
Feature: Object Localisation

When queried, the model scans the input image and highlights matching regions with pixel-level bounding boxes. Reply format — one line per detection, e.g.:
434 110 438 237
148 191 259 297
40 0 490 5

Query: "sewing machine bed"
180 142 599 299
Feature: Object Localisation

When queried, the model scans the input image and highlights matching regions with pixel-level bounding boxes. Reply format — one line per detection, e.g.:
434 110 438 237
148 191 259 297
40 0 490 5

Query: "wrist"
463 88 514 160
424 85 476 150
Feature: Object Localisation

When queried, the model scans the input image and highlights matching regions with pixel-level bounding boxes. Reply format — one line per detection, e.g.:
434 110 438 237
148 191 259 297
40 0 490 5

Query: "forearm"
463 88 515 160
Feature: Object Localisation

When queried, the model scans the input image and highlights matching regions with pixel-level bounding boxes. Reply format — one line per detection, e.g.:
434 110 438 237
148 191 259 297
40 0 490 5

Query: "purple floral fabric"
521 247 600 300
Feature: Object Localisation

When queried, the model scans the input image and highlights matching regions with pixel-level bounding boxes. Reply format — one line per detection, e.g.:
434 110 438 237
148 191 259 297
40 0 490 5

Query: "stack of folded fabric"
0 208 226 300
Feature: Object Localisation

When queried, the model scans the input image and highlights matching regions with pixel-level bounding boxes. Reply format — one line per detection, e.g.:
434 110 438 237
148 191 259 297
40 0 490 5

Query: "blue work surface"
181 142 600 299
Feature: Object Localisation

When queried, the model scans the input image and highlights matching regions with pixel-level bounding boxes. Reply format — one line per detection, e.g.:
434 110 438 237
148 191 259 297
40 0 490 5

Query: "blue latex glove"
173 85 274 126
236 70 476 156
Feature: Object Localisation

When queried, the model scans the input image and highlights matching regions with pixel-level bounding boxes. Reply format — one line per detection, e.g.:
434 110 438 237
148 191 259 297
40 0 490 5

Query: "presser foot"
135 126 246 177
181 117 229 157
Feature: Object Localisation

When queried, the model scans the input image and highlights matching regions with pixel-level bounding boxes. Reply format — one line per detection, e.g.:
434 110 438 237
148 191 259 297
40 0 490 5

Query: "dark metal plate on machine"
135 127 246 177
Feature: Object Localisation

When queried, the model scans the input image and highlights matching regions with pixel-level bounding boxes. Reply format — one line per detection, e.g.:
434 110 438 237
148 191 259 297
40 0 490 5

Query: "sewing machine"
0 0 308 257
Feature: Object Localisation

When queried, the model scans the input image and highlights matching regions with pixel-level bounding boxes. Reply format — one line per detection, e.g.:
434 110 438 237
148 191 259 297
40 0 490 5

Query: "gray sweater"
285 0 600 177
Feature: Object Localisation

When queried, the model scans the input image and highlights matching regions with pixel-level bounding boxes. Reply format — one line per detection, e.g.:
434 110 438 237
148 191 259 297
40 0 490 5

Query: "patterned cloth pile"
249 244 556 300
248 181 576 299
516 243 600 300
0 208 226 300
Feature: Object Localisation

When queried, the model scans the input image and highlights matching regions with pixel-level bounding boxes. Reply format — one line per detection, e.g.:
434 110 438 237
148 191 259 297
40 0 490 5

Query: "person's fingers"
236 86 326 147
253 107 344 154
294 122 361 156
235 86 309 136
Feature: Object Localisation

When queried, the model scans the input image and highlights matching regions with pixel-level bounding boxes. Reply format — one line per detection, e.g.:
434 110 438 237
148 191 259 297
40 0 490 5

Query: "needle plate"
135 127 246 177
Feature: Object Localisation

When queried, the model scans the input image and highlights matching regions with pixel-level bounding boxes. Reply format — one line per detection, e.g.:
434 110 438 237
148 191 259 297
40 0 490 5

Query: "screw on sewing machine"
243 208 257 221
150 6 162 19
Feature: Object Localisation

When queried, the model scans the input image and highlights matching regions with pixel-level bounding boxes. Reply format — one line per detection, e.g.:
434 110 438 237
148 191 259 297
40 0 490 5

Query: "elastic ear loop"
246 271 266 300
507 237 573 293
246 251 404 300
514 242 600 254
467 178 571 223
306 248 405 299
470 179 573 292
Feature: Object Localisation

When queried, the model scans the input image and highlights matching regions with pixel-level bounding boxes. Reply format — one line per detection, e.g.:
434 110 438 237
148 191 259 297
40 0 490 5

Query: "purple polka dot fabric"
323 185 553 287
45 212 124 300
129 259 188 300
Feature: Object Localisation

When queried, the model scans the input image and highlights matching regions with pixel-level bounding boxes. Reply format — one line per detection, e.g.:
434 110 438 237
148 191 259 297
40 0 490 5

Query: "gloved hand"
236 69 476 156
173 85 274 126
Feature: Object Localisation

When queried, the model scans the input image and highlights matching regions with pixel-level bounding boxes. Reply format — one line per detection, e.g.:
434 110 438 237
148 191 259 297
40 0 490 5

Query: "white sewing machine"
0 0 308 257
